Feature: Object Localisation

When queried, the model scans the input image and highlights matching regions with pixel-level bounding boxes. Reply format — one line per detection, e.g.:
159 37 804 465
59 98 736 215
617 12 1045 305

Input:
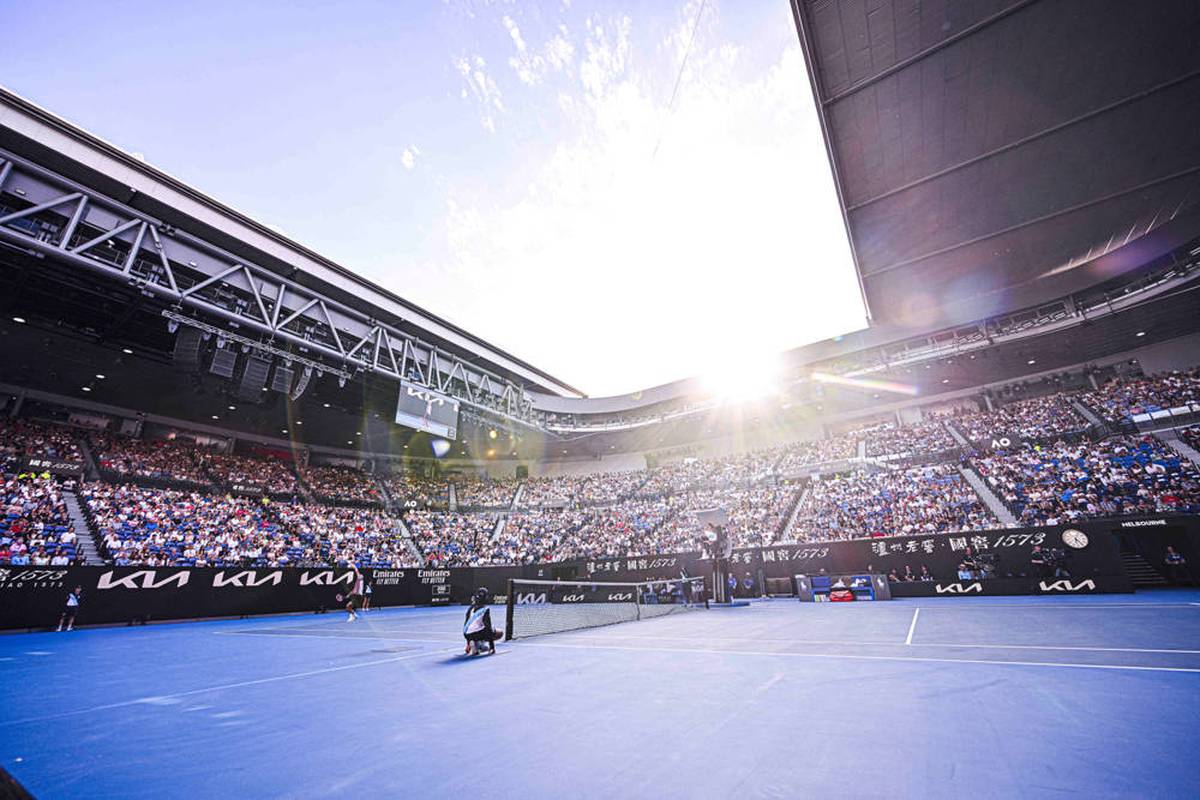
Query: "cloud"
455 54 505 131
435 1 865 395
507 23 576 86
502 15 526 53
400 145 420 170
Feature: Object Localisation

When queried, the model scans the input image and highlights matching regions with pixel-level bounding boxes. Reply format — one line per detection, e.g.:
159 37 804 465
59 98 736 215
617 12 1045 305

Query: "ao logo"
935 582 983 594
1038 579 1096 592
989 437 1013 449
516 592 547 605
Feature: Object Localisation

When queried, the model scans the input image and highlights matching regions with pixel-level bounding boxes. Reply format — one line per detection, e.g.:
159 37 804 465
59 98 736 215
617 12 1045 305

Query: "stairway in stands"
1072 399 1108 431
62 489 104 565
510 481 525 510
957 465 1017 526
1121 552 1168 587
1158 428 1200 468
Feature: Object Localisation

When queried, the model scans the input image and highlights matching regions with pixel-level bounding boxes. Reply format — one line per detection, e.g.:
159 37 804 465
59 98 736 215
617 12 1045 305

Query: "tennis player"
344 564 365 622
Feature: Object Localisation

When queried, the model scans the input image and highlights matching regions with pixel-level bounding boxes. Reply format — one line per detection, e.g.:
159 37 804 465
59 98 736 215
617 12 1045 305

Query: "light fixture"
296 421 303 426
347 440 353 445
1136 331 1146 337
356 431 362 436
1027 359 1036 365
488 429 497 439
12 317 26 324
262 387 269 392
942 379 949 384
212 415 219 420
281 429 288 434
95 374 106 380
81 386 92 392
122 348 133 354
228 405 236 411
323 403 331 408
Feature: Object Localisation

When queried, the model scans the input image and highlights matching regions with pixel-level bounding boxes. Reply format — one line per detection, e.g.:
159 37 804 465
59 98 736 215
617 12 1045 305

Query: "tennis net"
504 576 707 640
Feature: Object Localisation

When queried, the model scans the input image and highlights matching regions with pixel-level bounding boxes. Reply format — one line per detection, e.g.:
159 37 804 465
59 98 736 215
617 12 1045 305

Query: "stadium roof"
0 86 583 399
791 0 1200 332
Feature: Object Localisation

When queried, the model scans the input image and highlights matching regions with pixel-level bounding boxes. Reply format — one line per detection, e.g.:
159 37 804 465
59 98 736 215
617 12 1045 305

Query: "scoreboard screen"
395 380 460 439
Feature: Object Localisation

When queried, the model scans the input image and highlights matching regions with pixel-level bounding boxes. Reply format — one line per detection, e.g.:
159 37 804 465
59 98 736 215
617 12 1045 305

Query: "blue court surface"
4 592 1200 799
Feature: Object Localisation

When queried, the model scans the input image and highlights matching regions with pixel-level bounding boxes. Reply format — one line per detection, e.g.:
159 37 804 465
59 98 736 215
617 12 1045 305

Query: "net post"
505 579 515 641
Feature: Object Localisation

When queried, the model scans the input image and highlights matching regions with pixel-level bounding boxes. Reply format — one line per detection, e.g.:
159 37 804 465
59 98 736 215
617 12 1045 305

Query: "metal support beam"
0 191 82 225
57 196 88 249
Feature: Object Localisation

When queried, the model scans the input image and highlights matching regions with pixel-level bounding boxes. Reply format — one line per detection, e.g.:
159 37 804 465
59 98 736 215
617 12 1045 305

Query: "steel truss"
0 150 540 429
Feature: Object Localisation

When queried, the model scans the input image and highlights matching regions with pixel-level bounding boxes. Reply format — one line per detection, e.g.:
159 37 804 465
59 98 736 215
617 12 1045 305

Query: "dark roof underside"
794 0 1200 330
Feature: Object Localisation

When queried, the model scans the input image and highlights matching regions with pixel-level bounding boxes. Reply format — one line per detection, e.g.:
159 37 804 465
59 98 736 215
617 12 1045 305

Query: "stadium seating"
453 476 519 508
91 433 213 486
82 483 413 568
0 418 84 471
0 473 79 566
199 452 301 495
8 367 1200 569
1081 370 1200 423
792 463 996 542
971 435 1200 525
863 419 957 458
301 464 381 505
952 395 1089 442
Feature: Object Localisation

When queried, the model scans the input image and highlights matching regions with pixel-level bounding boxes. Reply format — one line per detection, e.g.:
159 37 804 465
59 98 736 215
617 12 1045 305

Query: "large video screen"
395 380 459 439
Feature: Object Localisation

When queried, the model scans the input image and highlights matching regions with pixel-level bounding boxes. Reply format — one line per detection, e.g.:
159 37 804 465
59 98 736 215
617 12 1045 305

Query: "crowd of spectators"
1082 370 1200 422
0 419 84 471
0 473 80 566
83 483 412 567
518 471 649 507
271 502 415 567
792 464 996 542
378 473 447 509
656 483 801 548
776 435 859 473
453 476 519 508
864 419 957 458
92 433 213 486
972 435 1200 526
199 452 300 495
404 511 499 566
493 509 590 563
954 396 1088 442
302 464 381 505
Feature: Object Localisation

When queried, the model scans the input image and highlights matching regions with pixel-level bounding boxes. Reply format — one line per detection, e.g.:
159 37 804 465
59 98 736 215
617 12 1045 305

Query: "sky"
0 0 867 397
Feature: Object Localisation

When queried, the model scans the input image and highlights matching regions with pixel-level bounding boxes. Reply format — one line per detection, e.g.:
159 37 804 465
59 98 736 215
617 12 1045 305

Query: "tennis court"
3 591 1199 798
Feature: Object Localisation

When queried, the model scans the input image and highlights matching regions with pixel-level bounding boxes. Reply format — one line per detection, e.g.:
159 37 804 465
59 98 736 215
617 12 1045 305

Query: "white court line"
516 640 1200 674
220 628 1200 656
215 630 459 643
0 648 448 728
905 608 920 646
910 603 1200 610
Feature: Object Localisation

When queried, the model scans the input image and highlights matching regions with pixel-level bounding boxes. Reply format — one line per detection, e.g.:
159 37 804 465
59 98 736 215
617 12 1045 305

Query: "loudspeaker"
237 356 272 401
209 347 237 379
271 365 294 394
172 328 203 369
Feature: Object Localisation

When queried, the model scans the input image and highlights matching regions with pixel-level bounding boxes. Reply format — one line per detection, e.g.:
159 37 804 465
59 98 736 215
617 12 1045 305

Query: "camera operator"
961 547 983 580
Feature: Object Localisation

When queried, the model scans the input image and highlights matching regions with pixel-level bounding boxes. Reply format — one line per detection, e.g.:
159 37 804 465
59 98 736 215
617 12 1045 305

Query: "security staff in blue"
463 588 499 656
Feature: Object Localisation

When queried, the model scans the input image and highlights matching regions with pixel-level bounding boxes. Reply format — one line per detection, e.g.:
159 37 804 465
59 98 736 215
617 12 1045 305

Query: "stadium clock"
1061 529 1089 549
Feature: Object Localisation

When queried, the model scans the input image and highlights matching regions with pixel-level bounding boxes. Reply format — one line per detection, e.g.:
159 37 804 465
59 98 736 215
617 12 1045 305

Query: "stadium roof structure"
0 86 583 403
790 0 1200 334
